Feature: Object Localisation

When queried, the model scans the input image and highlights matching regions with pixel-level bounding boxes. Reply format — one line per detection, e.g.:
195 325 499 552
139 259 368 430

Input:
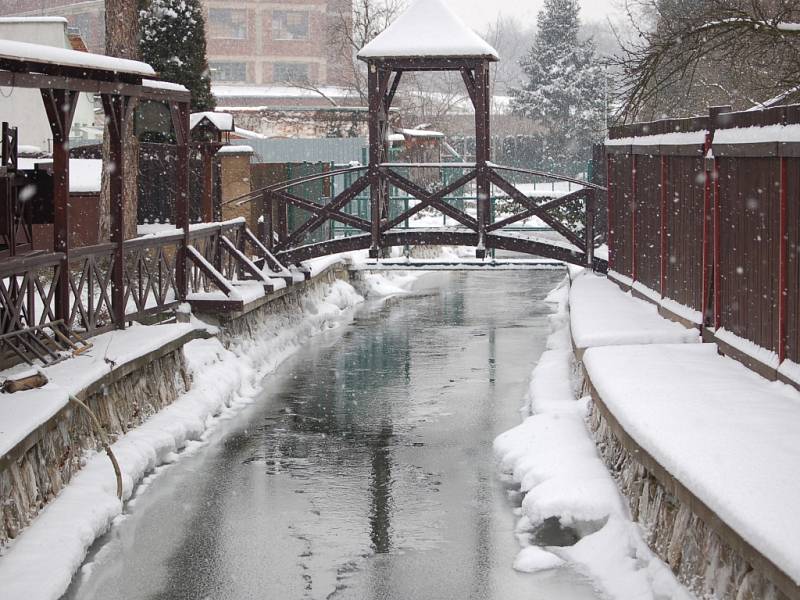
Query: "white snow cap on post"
357 0 499 60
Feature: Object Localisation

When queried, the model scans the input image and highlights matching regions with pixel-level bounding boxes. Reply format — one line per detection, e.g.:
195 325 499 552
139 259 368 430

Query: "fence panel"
665 155 707 313
633 154 662 292
607 152 634 277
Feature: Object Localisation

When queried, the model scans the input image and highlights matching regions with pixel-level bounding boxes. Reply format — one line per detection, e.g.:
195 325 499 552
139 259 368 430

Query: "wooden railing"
0 219 288 344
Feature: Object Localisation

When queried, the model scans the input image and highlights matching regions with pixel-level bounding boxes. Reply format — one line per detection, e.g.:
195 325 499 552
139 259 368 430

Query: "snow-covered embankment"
493 276 694 600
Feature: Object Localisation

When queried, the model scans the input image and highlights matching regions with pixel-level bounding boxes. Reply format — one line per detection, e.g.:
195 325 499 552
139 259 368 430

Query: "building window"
210 62 247 82
274 62 309 83
209 8 247 39
272 10 309 40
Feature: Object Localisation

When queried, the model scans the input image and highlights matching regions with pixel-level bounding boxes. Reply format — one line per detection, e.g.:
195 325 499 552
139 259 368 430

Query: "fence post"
41 88 78 326
585 188 596 269
171 101 190 301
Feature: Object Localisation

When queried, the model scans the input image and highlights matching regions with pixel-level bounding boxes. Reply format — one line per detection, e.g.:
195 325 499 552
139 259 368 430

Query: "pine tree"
139 0 215 111
509 0 604 177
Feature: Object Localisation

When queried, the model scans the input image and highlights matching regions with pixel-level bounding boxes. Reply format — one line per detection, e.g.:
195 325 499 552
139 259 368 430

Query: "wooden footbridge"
224 0 606 273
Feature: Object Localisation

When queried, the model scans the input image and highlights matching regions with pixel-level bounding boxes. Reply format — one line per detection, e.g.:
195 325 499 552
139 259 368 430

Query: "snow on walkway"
494 277 694 600
584 343 800 587
570 271 698 350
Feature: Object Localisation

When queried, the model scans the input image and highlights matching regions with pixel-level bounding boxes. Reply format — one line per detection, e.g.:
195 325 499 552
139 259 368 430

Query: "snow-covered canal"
63 270 600 600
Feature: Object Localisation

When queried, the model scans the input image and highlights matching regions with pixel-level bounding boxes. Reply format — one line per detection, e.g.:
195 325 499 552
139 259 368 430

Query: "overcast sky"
450 0 623 31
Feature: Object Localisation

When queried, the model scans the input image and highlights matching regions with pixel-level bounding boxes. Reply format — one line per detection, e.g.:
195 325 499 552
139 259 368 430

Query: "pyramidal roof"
358 0 499 61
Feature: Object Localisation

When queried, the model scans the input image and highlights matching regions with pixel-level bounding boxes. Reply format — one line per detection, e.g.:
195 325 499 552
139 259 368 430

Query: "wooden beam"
382 169 477 231
487 169 587 252
381 168 478 230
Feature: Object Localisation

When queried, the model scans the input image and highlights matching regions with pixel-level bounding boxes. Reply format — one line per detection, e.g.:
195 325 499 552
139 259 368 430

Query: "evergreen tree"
139 0 215 111
510 0 604 176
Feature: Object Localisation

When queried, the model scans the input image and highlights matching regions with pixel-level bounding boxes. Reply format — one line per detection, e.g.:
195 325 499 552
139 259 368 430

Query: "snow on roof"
0 39 155 77
358 0 499 60
190 111 235 132
143 78 188 92
0 17 68 24
217 144 253 155
18 158 102 193
396 128 444 138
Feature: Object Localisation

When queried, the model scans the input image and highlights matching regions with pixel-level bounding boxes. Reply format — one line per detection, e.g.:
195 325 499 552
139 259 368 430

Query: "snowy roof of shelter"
217 144 253 154
143 78 188 92
0 17 68 24
396 127 444 138
190 111 235 132
0 39 155 77
358 0 499 61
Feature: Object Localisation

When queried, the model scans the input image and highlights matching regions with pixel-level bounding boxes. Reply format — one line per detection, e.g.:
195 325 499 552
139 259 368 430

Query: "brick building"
0 0 352 86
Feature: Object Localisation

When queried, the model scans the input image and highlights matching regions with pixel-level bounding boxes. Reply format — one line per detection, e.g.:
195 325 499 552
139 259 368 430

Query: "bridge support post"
474 60 491 259
367 62 390 259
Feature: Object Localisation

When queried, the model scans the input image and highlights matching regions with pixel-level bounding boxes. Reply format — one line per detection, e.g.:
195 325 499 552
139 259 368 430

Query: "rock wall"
1 349 189 545
586 396 787 600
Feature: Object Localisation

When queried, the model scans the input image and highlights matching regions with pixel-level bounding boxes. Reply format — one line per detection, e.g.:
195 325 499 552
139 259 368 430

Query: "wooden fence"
606 103 800 381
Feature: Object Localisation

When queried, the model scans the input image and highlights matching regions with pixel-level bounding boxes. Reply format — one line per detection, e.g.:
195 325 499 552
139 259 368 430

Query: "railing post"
41 88 78 326
171 101 190 301
101 93 133 329
262 190 273 250
585 188 596 269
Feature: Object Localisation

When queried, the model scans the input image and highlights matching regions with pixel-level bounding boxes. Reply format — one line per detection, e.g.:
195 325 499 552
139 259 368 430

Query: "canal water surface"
64 270 601 600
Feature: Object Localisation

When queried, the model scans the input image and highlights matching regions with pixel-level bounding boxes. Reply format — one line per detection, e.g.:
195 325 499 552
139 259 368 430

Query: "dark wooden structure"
0 43 288 365
606 103 800 381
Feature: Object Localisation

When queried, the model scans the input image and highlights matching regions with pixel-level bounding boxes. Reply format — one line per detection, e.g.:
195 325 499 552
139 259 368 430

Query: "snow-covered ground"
0 267 425 600
570 271 699 349
494 276 696 600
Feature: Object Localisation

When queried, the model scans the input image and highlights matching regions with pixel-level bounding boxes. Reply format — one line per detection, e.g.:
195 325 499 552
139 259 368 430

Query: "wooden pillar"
171 101 190 301
367 61 388 258
200 144 214 223
41 88 78 324
607 152 614 271
474 60 491 259
101 93 134 329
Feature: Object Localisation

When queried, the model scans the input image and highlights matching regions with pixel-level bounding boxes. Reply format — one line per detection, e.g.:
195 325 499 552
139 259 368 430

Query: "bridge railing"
223 161 605 270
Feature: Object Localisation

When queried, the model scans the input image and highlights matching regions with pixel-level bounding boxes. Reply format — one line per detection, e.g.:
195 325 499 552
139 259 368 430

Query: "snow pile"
494 276 695 600
570 271 699 349
0 277 368 600
584 343 800 585
513 545 564 573
0 39 155 76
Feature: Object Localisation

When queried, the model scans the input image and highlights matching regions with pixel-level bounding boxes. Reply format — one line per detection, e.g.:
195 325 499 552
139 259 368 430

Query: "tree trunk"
100 0 140 241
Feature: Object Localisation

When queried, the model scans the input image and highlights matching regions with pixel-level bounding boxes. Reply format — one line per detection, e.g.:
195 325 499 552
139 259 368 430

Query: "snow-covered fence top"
0 39 155 77
357 0 499 60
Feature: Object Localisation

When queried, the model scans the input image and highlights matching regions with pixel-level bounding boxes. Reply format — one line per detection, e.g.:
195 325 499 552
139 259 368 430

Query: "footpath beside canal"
496 268 800 600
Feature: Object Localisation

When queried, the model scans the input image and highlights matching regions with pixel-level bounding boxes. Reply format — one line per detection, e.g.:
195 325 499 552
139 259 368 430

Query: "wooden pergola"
357 0 499 258
0 39 192 328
